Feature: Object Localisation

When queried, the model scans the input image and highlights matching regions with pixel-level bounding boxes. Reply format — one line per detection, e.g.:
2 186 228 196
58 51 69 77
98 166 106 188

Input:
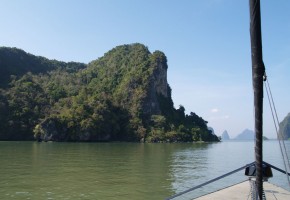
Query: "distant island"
221 130 230 140
279 113 290 140
0 44 219 142
220 129 270 140
234 129 254 140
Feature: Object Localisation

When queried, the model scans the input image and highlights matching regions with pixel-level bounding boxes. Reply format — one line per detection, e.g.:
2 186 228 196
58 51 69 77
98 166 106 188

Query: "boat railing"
165 161 290 200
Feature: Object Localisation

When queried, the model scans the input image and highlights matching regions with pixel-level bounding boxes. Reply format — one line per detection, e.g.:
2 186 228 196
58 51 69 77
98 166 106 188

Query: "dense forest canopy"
0 44 219 142
0 47 86 88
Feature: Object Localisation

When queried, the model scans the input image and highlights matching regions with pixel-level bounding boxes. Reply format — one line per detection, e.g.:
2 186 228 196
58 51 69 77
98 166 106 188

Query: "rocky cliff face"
152 52 168 98
142 51 169 118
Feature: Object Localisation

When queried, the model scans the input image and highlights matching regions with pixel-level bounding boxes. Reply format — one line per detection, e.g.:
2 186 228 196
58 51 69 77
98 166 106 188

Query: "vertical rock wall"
142 51 169 118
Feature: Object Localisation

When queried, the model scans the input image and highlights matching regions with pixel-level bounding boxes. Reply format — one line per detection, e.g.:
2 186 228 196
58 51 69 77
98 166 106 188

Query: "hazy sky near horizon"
1 0 289 138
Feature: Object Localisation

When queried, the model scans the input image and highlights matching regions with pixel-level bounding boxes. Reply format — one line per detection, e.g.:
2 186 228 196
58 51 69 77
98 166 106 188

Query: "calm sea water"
0 141 289 200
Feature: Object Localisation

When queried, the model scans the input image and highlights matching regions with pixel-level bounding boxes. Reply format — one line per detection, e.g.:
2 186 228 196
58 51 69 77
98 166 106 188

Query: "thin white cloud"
211 108 219 113
209 115 230 121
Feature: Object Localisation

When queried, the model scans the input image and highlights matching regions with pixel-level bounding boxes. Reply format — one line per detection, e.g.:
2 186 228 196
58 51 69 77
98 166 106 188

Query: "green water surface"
0 141 289 200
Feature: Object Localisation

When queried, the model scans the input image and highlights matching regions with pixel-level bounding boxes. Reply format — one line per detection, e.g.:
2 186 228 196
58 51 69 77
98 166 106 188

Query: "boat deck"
194 181 290 200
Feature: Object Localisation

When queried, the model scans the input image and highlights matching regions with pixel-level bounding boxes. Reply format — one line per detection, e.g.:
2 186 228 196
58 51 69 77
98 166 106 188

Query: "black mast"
249 0 265 199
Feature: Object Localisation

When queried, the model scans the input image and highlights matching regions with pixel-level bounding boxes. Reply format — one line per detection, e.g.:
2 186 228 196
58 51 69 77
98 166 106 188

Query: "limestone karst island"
0 43 219 142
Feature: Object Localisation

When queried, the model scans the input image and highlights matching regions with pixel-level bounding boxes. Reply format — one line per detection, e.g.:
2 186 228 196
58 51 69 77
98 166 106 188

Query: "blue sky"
1 0 289 138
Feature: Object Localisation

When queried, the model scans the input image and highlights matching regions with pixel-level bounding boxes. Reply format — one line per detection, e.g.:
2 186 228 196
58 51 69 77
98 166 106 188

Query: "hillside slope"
0 44 219 142
0 47 86 87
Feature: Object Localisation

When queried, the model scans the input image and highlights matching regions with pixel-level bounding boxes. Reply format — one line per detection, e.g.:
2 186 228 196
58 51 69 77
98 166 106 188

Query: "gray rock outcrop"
221 130 230 140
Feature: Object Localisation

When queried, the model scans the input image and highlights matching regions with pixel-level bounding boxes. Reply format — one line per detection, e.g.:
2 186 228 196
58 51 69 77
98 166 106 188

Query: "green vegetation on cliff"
0 44 219 142
0 47 86 88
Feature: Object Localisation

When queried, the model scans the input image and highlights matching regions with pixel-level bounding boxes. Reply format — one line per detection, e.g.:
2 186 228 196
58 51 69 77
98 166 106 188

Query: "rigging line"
265 79 290 172
264 80 290 185
266 79 290 170
263 161 290 176
165 162 255 200
264 78 290 187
